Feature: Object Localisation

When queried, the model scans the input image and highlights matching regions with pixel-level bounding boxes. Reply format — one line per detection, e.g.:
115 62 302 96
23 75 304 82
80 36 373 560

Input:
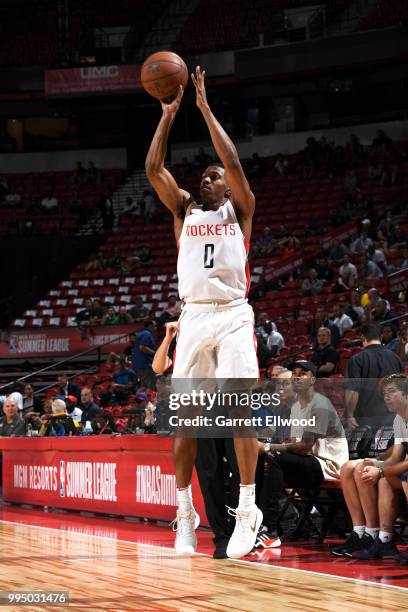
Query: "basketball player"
146 66 262 559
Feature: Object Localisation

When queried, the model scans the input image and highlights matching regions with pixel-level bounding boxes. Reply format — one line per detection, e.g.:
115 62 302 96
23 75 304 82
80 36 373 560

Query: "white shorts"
172 300 259 380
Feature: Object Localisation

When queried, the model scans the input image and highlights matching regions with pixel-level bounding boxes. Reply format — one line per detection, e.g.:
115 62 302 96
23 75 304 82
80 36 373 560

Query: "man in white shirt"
5 191 21 206
332 302 353 336
65 395 83 421
339 254 358 289
255 312 277 342
258 360 348 541
264 320 284 357
41 192 58 211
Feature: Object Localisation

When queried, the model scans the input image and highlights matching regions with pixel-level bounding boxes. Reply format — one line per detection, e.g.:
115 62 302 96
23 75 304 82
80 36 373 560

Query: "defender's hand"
191 66 208 112
161 85 184 115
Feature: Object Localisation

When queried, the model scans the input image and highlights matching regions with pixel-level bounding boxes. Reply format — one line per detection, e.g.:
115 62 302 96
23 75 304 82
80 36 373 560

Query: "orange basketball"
141 51 188 100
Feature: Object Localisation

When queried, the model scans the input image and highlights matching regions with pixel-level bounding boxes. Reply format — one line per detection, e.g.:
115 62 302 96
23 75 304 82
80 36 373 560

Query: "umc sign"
45 64 141 96
80 66 120 79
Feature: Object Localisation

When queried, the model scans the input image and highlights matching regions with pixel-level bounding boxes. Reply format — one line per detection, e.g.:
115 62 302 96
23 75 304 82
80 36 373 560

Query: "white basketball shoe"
226 505 263 559
171 510 200 555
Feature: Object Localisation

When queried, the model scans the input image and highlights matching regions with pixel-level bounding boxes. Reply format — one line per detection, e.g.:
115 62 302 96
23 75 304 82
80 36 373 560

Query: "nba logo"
9 335 17 353
59 460 65 497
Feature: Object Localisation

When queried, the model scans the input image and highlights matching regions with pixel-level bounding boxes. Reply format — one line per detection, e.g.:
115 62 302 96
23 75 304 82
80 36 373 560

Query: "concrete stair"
77 169 151 236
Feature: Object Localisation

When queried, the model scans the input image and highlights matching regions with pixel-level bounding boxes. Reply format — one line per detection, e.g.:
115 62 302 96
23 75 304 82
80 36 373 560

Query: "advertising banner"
45 65 142 97
264 253 304 283
0 436 208 525
0 325 139 359
319 222 356 251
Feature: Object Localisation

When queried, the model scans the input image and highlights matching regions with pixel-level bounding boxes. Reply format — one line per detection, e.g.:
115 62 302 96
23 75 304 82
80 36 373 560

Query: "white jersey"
177 200 250 303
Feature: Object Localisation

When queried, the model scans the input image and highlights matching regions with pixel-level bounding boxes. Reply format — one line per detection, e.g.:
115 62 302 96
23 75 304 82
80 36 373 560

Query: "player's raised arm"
145 86 190 219
191 66 255 220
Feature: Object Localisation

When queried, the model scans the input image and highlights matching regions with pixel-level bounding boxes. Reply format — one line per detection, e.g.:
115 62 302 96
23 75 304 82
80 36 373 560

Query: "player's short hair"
379 373 408 395
362 321 381 341
206 162 224 171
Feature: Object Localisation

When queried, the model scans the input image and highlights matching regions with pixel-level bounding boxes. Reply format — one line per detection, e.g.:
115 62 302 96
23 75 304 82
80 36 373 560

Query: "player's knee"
340 459 359 482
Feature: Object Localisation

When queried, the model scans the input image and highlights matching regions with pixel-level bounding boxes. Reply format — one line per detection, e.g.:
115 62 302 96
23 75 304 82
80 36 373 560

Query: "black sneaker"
352 536 399 560
331 531 366 557
254 525 281 549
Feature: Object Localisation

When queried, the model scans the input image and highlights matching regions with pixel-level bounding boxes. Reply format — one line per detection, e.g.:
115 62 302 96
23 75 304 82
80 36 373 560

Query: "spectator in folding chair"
331 373 408 560
257 360 348 546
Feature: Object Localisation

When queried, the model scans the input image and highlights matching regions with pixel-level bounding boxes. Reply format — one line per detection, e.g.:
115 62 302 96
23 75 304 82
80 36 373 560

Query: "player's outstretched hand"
161 85 184 115
191 66 208 112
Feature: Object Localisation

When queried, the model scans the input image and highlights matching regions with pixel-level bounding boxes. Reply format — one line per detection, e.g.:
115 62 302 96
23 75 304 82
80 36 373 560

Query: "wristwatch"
378 467 385 478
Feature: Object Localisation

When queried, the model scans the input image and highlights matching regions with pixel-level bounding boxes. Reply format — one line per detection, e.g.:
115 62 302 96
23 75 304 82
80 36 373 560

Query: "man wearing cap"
258 360 348 542
65 396 83 421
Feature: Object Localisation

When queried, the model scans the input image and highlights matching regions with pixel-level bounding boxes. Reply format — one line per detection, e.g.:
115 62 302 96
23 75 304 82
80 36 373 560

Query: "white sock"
379 530 393 543
353 525 366 538
366 527 379 540
238 483 256 512
177 485 193 513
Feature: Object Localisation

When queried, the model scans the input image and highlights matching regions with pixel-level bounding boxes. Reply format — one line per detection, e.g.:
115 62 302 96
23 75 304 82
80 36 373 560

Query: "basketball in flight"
141 51 188 100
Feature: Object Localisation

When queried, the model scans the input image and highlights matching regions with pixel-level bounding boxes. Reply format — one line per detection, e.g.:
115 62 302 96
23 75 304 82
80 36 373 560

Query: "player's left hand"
191 66 208 112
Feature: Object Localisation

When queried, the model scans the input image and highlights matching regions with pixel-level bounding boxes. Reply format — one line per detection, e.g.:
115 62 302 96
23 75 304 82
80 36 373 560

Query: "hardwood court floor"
0 505 407 612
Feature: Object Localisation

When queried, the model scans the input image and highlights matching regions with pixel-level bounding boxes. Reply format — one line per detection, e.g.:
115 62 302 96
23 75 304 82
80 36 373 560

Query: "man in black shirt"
344 322 403 431
311 327 339 378
80 387 102 424
57 374 81 403
129 296 150 322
